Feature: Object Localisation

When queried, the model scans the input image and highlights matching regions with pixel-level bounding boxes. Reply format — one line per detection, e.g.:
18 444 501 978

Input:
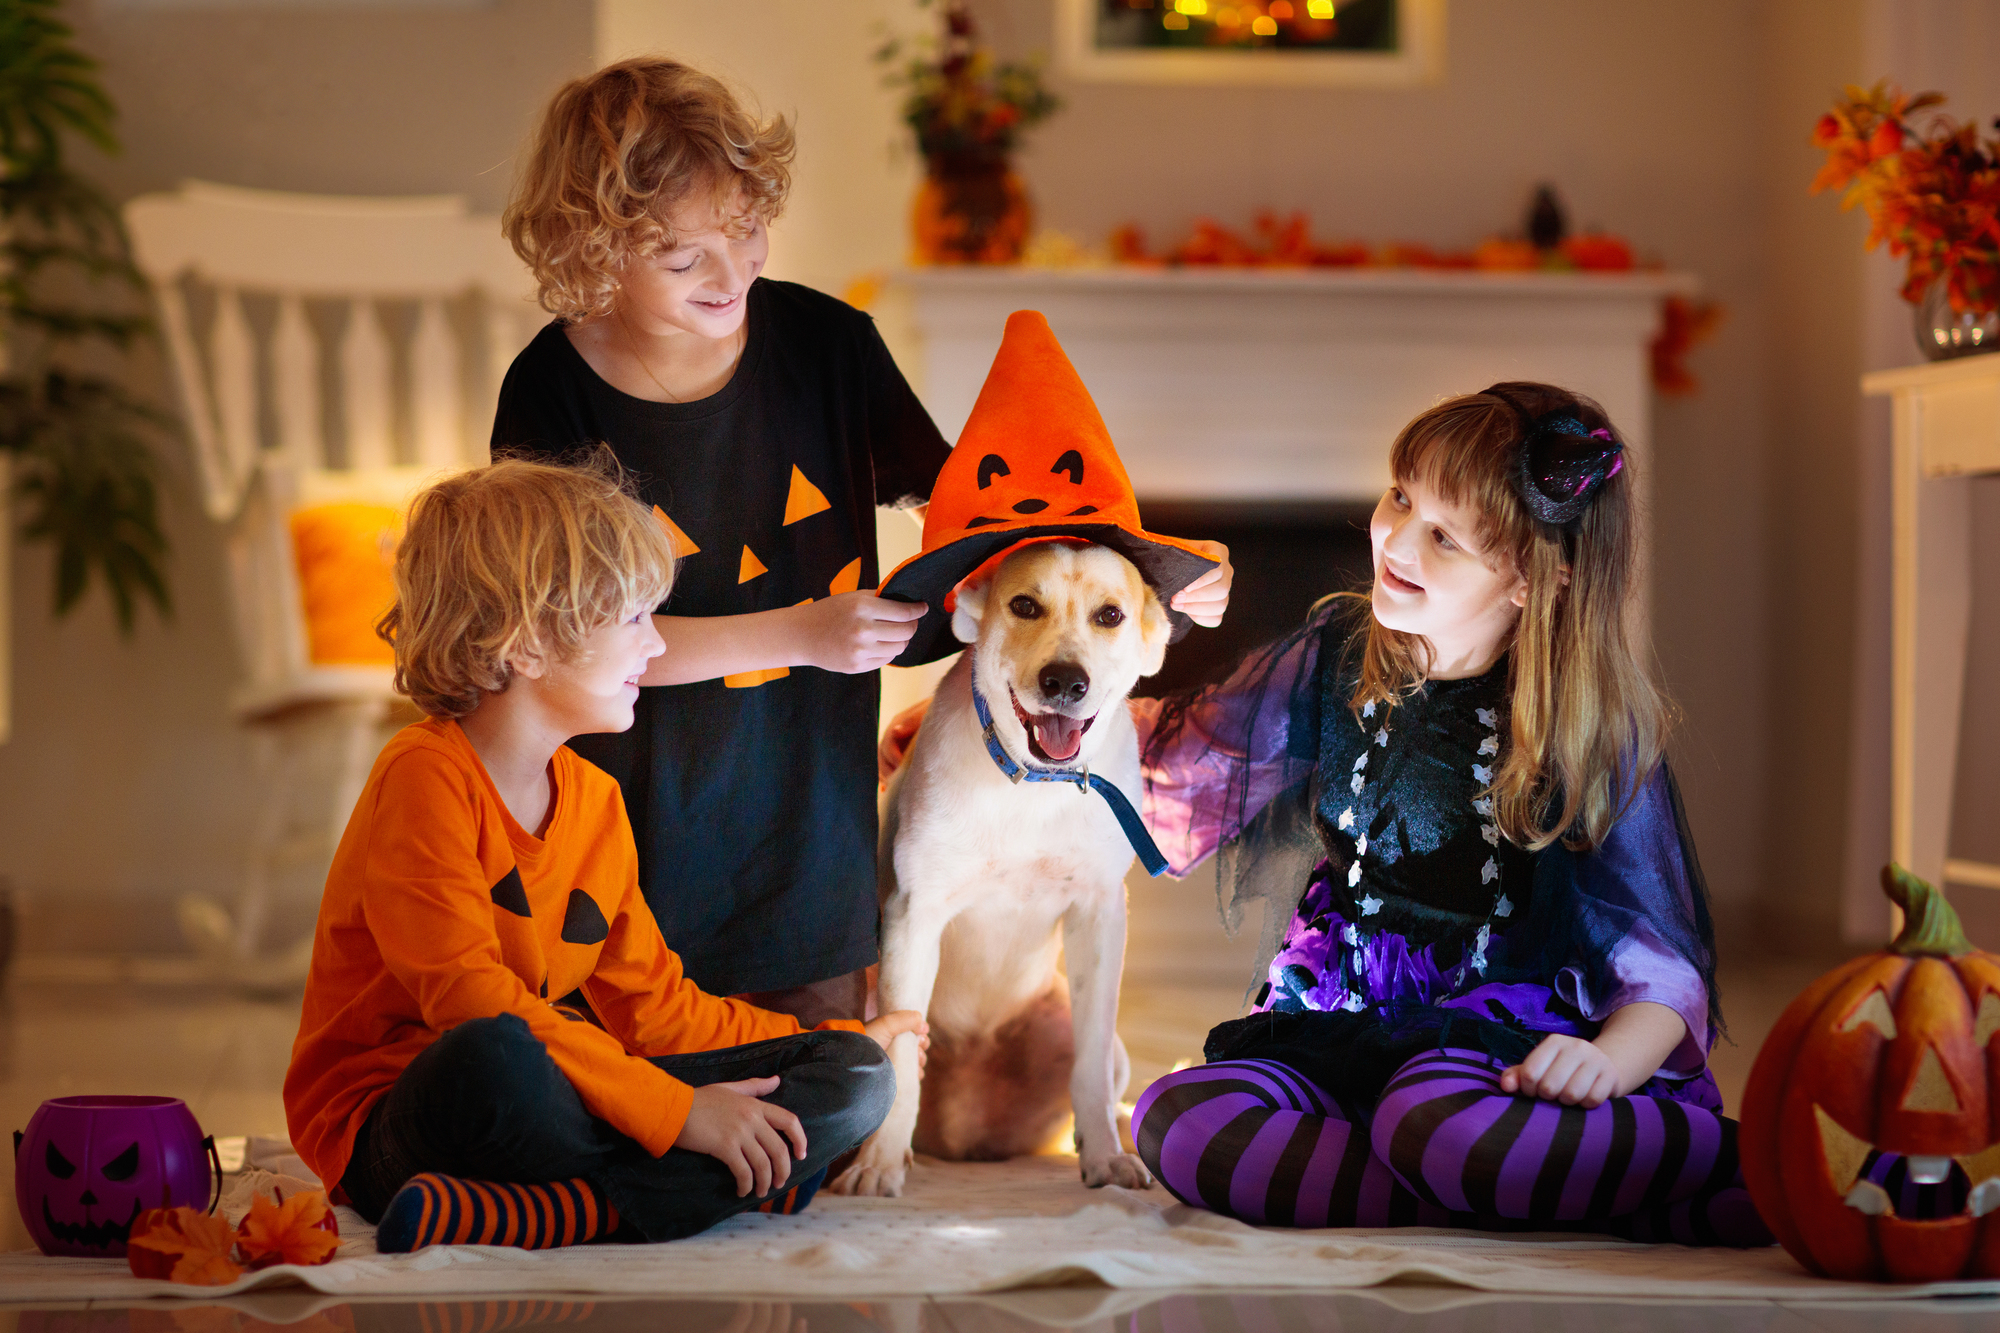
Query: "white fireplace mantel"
890 266 1694 504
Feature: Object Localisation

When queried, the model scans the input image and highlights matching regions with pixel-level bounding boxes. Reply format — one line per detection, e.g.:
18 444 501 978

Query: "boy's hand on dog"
863 1009 930 1072
1170 540 1234 628
794 593 926 673
676 1077 808 1198
878 699 930 784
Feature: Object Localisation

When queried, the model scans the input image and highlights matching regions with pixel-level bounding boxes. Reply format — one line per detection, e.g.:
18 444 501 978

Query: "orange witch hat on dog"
880 310 1219 667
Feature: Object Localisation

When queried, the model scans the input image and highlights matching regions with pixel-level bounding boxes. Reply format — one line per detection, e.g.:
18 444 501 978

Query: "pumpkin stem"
1883 863 1972 958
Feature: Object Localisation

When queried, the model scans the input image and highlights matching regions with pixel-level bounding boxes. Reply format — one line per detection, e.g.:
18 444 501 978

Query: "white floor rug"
4 1156 1996 1303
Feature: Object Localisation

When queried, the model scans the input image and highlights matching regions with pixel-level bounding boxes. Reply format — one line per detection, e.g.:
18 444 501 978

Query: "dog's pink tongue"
1034 714 1086 762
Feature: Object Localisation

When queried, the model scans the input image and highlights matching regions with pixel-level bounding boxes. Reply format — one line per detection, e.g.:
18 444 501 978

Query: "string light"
1162 11 1188 28
1173 0 1208 14
1307 0 1335 17
1270 0 1294 16
1251 14 1278 34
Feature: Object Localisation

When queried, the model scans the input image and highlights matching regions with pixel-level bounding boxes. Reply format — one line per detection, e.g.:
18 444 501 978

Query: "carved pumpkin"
1741 866 2000 1281
12 1096 218 1257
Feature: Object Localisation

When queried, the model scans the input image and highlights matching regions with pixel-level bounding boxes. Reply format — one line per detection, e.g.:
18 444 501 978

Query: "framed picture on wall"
1056 0 1444 87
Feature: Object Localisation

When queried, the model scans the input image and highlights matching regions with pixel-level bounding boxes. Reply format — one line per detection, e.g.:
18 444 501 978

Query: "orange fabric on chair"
289 502 403 665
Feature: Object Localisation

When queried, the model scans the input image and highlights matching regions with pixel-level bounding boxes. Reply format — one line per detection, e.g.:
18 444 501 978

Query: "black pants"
340 1015 894 1242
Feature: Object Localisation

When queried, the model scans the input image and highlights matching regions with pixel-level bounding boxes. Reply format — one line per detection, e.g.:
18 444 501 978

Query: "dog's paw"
829 1144 910 1198
1080 1151 1153 1190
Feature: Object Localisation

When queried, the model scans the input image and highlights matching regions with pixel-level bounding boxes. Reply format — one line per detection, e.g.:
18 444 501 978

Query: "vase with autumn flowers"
1813 82 2000 358
879 0 1060 264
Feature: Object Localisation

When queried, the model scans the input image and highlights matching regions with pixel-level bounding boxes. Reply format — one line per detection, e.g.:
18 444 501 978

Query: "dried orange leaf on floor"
235 1189 341 1268
127 1206 245 1286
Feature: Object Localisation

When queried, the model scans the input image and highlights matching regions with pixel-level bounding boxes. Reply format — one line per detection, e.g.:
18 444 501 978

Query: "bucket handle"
204 1135 222 1214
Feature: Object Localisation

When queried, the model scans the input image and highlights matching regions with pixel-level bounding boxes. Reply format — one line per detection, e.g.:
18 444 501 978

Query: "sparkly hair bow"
1483 388 1625 526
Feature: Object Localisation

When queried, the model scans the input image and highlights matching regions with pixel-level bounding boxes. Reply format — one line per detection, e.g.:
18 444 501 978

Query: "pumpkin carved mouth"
41 1196 141 1249
1817 1103 2000 1220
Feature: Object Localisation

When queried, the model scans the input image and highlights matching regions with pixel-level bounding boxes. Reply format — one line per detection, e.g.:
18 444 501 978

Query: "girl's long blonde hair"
1345 383 1668 852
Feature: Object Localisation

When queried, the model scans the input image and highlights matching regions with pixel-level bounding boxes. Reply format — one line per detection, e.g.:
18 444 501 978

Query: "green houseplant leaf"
0 0 173 631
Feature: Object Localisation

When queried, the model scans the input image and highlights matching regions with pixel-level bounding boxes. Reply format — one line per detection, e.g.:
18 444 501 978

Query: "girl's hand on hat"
1170 540 1234 628
793 593 927 673
878 698 931 784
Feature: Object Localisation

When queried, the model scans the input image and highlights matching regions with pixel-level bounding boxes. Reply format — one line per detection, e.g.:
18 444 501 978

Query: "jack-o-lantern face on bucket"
1742 866 2000 1282
13 1095 216 1257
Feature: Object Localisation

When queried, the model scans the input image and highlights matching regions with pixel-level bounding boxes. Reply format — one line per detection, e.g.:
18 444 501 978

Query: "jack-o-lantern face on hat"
881 310 1217 668
955 445 1132 532
1742 866 2000 1282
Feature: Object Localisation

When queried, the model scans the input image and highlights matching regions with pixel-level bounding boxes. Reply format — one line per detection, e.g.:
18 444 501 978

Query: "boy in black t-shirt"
493 57 1234 1025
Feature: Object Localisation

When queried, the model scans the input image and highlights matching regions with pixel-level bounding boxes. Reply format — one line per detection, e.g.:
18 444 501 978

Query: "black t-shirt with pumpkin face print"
491 279 951 995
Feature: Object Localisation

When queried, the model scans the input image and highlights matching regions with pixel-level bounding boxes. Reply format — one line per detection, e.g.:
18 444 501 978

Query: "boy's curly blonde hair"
504 57 795 321
379 451 676 719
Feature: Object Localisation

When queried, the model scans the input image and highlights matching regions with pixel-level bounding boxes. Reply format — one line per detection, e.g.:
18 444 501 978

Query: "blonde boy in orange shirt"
284 456 924 1252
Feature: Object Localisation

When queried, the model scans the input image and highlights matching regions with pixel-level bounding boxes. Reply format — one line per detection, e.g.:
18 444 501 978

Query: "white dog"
832 540 1171 1198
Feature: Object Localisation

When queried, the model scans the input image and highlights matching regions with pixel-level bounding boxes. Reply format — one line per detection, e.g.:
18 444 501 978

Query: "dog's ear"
1135 585 1171 678
951 577 990 644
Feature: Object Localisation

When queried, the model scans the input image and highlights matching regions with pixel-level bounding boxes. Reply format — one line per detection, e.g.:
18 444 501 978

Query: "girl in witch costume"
1130 384 1773 1246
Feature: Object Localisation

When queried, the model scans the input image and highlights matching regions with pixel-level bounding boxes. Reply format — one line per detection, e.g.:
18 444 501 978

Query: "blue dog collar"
966 662 1169 878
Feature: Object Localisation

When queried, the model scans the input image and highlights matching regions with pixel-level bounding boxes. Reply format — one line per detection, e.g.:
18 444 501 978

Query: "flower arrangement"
879 0 1060 264
1811 82 2000 316
878 0 1060 164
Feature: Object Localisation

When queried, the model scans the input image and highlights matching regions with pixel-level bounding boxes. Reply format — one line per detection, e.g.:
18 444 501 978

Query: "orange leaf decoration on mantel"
127 1208 244 1286
235 1189 340 1270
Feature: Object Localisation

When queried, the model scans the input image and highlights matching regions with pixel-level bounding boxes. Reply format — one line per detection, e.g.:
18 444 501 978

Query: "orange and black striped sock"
375 1173 619 1253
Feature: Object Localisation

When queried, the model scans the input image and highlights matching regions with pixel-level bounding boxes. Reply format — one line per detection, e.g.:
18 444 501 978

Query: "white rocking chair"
126 181 540 987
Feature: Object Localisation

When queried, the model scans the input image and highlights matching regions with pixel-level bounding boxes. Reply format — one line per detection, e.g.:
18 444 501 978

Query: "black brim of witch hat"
879 524 1221 668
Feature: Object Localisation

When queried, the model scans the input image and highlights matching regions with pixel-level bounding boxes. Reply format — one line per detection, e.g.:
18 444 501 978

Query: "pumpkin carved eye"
977 455 1010 489
1839 988 1898 1039
1976 992 2000 1046
101 1142 140 1181
1051 450 1084 485
44 1142 74 1179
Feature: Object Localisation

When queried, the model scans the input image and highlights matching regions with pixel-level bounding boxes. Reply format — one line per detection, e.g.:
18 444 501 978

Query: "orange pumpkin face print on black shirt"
489 279 951 995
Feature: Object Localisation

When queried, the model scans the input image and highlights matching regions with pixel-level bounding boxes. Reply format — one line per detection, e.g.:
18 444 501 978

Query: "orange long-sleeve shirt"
284 717 860 1191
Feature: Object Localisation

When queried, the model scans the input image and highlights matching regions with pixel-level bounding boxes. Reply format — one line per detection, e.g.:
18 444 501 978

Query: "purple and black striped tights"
1133 1049 1771 1247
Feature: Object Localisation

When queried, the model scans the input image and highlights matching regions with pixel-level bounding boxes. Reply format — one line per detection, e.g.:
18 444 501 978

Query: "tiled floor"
3 1289 1999 1333
12 948 1980 1329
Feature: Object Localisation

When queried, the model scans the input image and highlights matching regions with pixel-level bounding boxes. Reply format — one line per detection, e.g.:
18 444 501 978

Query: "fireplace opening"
1138 500 1377 700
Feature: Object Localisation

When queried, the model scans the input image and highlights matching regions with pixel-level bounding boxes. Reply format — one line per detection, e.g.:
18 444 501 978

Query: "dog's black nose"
1039 661 1090 705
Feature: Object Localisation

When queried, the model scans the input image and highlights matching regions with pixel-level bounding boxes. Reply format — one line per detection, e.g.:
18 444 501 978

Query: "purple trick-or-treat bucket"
13 1095 220 1257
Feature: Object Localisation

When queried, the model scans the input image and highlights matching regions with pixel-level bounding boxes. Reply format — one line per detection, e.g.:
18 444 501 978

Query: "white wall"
596 0 927 299
1842 0 2000 945
9 0 1986 962
0 0 595 953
